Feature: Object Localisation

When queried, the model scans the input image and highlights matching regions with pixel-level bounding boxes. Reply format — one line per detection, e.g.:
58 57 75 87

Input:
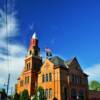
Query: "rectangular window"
84 77 88 85
71 74 74 84
25 77 26 84
74 75 77 85
46 74 48 82
49 88 52 98
28 63 30 70
42 75 45 82
27 63 28 71
25 76 29 84
45 89 48 98
49 73 52 81
20 80 23 87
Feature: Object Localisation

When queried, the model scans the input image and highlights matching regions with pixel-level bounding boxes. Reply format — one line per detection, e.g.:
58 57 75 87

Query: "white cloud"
0 8 27 93
85 64 100 82
8 44 27 56
0 52 25 86
0 9 18 39
0 45 27 93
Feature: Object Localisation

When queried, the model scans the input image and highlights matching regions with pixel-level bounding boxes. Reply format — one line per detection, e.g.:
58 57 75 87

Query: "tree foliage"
13 92 20 100
89 80 100 91
20 89 29 100
1 89 7 100
33 86 46 100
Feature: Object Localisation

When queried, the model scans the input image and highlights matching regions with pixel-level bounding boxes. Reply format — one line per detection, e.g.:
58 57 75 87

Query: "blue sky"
17 0 100 67
20 1 99 63
0 0 100 92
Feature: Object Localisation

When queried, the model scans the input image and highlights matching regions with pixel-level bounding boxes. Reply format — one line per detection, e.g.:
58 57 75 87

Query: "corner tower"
24 32 42 96
16 32 42 96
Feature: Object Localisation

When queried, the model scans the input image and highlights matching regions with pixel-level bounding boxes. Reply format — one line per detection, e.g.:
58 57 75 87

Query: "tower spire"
32 32 38 40
28 32 40 56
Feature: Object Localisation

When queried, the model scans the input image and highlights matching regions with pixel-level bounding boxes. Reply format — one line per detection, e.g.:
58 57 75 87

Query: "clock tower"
24 32 42 96
17 32 42 96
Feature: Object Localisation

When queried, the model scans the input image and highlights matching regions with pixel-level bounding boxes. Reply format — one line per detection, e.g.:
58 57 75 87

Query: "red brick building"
89 90 100 100
16 32 89 100
16 33 42 96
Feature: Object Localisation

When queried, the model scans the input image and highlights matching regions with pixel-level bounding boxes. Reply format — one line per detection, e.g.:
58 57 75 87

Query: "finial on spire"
32 32 38 39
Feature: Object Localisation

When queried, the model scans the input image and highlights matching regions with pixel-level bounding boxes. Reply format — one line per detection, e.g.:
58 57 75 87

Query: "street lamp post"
37 91 40 100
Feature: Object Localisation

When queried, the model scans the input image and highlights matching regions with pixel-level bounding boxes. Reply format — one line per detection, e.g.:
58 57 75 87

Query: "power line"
5 0 10 95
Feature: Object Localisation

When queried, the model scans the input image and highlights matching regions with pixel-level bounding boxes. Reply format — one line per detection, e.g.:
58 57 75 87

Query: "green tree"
20 89 29 100
89 80 100 91
1 89 7 100
33 86 46 100
13 92 20 100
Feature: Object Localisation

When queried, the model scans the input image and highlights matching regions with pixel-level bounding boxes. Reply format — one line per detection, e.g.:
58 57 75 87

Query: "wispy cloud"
29 23 35 30
0 6 27 92
85 64 100 82
0 9 18 39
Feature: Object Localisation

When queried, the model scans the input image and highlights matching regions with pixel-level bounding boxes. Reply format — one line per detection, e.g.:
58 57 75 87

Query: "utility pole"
5 0 10 96
7 73 10 95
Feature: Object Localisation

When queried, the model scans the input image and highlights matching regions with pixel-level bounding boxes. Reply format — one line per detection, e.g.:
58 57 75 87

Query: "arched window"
79 90 84 100
71 89 77 100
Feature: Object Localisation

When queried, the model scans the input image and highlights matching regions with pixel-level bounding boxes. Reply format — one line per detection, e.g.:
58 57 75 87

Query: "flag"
45 48 52 57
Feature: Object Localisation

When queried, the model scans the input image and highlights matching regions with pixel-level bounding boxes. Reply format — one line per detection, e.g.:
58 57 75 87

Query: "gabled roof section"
44 56 85 73
66 57 83 71
49 56 64 66
65 57 76 65
39 59 54 72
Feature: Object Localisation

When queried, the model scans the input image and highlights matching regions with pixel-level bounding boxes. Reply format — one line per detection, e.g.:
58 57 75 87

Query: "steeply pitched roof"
65 57 74 65
49 56 83 71
49 56 64 66
49 56 69 69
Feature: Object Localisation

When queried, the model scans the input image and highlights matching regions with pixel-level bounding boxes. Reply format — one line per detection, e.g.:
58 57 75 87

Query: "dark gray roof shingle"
49 56 64 66
49 56 78 69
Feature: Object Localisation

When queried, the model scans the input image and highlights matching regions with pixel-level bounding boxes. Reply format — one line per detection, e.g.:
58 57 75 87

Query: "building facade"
89 90 100 100
16 32 88 100
38 57 88 100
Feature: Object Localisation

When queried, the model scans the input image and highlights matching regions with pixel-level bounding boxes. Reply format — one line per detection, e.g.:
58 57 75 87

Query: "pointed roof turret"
32 32 38 40
29 32 39 50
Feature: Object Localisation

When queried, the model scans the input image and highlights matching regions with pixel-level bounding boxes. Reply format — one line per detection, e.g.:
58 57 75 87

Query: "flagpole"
45 48 52 59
